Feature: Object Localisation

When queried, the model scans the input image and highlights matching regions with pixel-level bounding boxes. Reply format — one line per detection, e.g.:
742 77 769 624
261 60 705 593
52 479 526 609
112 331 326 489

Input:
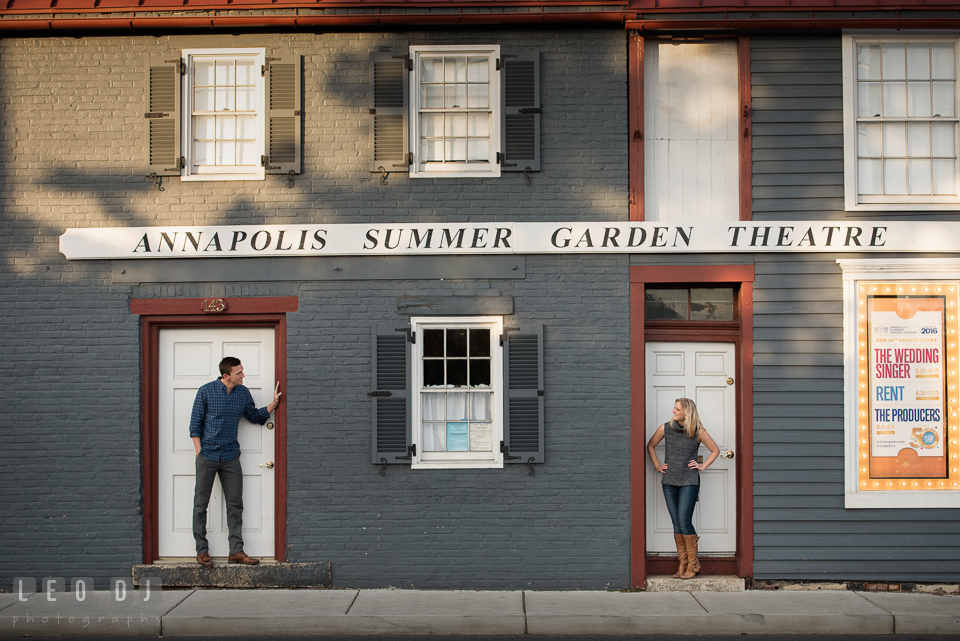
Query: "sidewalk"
1 585 958 637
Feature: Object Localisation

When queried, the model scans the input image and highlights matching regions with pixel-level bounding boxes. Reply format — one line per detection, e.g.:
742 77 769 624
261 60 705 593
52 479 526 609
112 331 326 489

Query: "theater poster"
858 282 959 491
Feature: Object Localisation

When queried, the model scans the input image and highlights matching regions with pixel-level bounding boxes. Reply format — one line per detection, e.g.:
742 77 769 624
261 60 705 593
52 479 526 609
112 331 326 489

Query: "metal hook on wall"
378 457 388 476
286 170 295 189
526 457 536 476
148 173 164 192
378 166 389 186
523 166 532 186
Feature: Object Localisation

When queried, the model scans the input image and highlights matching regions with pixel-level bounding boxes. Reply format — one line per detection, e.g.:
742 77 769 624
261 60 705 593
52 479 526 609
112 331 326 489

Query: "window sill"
182 172 265 182
412 459 504 470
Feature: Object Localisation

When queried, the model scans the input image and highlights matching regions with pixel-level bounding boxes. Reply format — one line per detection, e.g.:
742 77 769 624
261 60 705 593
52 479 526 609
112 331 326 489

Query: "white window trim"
409 45 502 179
410 316 504 469
843 32 960 211
182 48 266 182
839 257 960 508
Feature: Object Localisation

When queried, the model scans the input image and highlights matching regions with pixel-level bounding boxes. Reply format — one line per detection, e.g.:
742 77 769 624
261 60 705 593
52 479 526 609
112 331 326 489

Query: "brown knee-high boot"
680 535 700 579
673 534 688 578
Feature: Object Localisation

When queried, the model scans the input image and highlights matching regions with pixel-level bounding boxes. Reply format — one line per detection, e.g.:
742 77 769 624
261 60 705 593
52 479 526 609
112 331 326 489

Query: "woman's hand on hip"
688 460 706 471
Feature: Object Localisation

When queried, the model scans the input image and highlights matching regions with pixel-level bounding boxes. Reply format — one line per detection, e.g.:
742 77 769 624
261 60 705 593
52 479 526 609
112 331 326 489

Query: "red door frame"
630 266 754 588
133 296 297 564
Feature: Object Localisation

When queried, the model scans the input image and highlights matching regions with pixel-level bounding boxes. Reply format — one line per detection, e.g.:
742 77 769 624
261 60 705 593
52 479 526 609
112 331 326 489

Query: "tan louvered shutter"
145 57 182 176
500 51 541 172
369 51 409 173
264 55 301 175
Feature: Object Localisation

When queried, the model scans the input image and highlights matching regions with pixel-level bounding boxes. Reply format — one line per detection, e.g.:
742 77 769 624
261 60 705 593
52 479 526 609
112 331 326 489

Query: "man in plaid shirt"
190 356 281 567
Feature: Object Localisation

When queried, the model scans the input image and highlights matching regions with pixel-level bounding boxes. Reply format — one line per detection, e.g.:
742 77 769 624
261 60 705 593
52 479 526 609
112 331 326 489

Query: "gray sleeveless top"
661 420 701 486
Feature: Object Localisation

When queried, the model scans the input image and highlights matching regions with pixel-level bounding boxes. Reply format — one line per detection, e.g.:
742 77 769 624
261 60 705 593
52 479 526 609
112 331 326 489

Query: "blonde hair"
675 398 703 438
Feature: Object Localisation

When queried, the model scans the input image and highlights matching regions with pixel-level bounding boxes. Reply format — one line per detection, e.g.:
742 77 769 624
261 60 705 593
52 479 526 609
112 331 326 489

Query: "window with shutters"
843 34 960 210
410 316 504 468
147 49 300 181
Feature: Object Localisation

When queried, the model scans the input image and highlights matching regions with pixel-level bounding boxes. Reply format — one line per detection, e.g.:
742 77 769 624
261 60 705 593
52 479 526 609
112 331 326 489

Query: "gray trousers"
193 454 245 555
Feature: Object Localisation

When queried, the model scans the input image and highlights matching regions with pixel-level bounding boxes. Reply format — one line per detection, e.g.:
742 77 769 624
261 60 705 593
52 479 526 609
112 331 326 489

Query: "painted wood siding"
751 35 960 581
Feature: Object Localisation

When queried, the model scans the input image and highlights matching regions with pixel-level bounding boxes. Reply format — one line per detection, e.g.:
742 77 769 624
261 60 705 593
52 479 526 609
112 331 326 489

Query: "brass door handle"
722 451 735 459
266 422 274 430
259 461 275 469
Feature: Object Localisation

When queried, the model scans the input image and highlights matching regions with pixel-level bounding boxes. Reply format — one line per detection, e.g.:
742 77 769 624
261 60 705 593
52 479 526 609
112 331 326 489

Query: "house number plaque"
201 298 226 314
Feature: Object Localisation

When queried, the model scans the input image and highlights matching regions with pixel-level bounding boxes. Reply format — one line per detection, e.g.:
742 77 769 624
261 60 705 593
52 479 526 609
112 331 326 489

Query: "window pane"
858 44 882 80
447 329 467 356
423 422 445 451
422 113 443 138
907 82 932 117
445 139 467 162
470 359 491 387
932 81 955 116
469 393 491 420
690 288 734 321
882 44 906 80
424 393 444 421
423 85 443 109
445 57 466 83
424 329 444 357
469 422 492 452
216 141 235 166
216 115 236 140
883 82 907 117
195 60 215 86
215 60 234 86
858 122 882 157
468 113 489 137
194 141 214 166
195 87 215 112
468 139 488 162
236 60 255 85
932 122 955 156
467 57 488 83
421 57 441 83
237 115 257 140
859 158 883 194
446 422 469 451
469 329 490 357
907 122 931 156
445 84 467 109
932 43 955 80
908 158 932 194
447 359 468 386
195 115 215 140
215 87 234 112
907 43 930 80
884 158 908 194
423 139 443 162
236 88 255 112
446 392 467 420
883 122 906 157
858 82 882 117
645 289 687 320
445 113 466 138
237 142 257 166
933 158 957 194
467 85 489 109
424 360 444 387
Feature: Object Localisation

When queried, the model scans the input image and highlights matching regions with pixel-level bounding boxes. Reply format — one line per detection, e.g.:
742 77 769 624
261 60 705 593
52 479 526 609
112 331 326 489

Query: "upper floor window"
645 287 736 322
409 45 501 178
843 35 960 211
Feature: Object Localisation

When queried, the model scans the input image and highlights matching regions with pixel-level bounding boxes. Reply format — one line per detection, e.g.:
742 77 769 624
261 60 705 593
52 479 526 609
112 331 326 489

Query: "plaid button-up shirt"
189 379 271 461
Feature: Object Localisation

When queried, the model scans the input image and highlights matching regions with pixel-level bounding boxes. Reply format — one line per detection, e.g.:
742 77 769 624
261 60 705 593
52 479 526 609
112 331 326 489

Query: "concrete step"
646 575 745 592
132 561 331 588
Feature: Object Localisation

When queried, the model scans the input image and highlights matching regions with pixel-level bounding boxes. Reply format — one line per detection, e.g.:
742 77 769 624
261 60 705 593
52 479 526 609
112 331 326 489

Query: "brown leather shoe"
228 551 260 565
197 552 213 567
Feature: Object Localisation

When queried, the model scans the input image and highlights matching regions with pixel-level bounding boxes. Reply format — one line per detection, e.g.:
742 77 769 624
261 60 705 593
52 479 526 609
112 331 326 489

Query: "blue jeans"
662 484 699 536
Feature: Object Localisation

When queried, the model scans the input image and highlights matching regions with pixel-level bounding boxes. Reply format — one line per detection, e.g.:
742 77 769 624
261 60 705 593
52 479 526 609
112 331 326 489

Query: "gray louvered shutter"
500 51 540 172
503 322 544 464
264 55 301 175
145 57 182 176
369 51 410 173
371 324 411 465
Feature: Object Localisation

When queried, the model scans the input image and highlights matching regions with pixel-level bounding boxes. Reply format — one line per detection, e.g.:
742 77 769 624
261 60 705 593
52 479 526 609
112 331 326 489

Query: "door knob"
726 377 734 385
259 461 275 469
266 422 274 430
722 451 735 459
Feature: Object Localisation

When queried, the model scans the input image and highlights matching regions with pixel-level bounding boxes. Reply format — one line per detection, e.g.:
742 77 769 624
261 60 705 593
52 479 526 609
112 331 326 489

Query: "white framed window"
409 45 501 179
843 34 960 211
182 48 266 181
410 316 504 469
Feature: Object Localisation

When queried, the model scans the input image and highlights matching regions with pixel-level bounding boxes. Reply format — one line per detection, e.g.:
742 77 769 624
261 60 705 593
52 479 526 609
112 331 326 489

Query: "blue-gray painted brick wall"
0 30 632 589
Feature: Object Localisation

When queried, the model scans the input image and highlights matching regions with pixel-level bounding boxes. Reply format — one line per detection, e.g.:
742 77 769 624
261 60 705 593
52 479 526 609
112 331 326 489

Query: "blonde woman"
646 398 719 579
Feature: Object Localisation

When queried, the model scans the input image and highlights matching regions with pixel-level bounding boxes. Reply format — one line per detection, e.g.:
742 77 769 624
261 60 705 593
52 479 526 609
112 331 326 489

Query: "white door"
158 328 276 559
646 341 737 555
